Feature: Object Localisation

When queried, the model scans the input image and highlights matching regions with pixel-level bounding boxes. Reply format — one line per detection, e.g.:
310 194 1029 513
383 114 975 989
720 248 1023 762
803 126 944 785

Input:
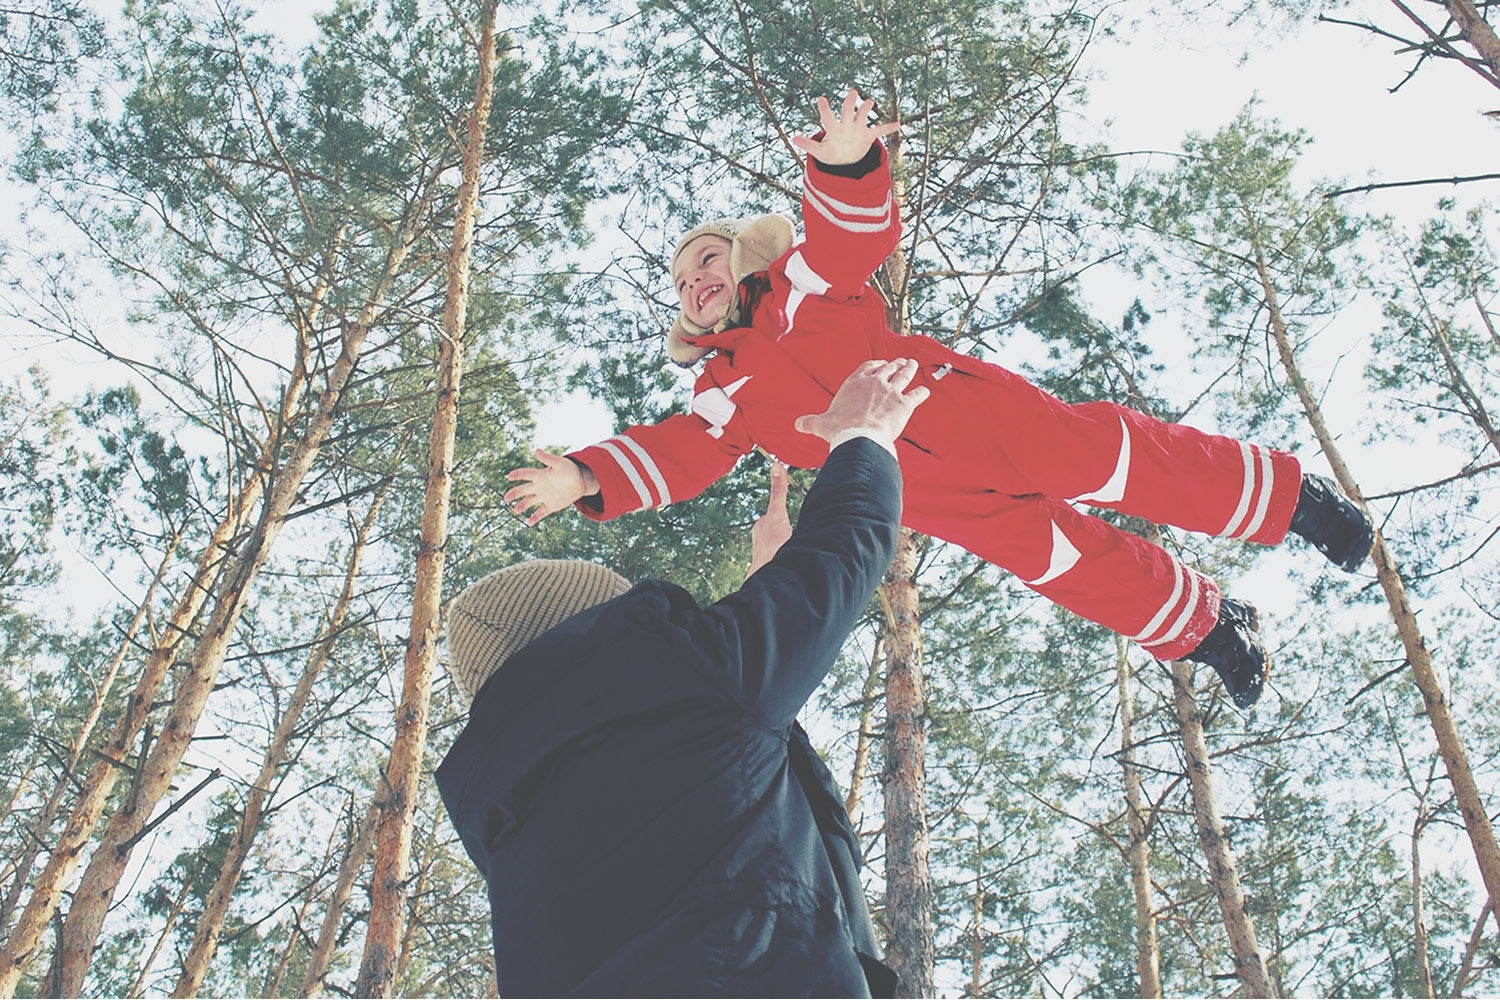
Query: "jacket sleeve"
786 140 901 302
697 436 902 728
566 409 753 522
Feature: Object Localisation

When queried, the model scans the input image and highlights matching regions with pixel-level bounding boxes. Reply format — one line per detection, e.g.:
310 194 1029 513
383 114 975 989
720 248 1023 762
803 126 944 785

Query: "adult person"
437 358 929 996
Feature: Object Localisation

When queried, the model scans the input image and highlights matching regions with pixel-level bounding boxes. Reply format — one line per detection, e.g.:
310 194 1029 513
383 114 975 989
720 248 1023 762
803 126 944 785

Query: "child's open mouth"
696 284 724 310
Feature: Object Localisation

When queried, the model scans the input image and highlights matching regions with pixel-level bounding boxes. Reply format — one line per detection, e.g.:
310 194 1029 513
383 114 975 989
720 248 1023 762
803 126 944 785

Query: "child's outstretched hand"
504 449 599 526
791 88 900 166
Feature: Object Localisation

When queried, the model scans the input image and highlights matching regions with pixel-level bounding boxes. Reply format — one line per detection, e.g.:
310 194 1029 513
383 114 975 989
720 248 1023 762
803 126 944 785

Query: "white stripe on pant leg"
1235 445 1275 540
1022 520 1082 587
1073 416 1130 505
599 440 655 511
1130 558 1185 645
1219 441 1257 538
1139 568 1202 651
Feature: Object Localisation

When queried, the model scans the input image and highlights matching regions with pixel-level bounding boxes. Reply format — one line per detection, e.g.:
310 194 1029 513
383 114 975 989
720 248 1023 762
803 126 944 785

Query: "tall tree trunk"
0 230 343 998
0 533 180 939
0 496 248 996
298 793 382 999
1169 658 1275 998
170 491 385 998
877 121 935 1000
1438 0 1500 82
844 641 885 819
1253 247 1500 936
354 8 498 994
50 201 425 999
882 528 934 998
1117 635 1162 999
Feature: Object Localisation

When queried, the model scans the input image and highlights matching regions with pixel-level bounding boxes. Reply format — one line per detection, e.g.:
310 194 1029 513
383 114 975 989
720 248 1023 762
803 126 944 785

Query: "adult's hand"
794 358 929 452
747 462 793 578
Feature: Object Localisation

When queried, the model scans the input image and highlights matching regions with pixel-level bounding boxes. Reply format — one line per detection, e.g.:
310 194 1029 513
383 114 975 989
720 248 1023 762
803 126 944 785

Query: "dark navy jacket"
437 438 902 997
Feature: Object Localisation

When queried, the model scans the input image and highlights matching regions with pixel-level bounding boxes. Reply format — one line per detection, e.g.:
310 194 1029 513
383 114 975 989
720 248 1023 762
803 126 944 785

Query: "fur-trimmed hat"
666 213 795 367
445 559 631 704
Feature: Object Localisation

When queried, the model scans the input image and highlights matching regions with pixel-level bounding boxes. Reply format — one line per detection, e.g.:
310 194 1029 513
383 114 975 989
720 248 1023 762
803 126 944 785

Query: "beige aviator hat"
666 213 795 366
445 559 631 704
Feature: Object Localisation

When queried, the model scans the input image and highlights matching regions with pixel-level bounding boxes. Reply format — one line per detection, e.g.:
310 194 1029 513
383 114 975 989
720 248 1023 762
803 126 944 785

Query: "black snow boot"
1182 598 1267 709
1288 474 1374 573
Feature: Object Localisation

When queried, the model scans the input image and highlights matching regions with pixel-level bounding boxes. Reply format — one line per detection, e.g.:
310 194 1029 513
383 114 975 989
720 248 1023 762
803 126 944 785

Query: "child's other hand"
791 88 900 166
504 449 598 526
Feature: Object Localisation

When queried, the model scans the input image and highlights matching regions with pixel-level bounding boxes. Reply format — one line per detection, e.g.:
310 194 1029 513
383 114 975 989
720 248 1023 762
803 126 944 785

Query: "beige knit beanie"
666 213 795 367
445 559 631 704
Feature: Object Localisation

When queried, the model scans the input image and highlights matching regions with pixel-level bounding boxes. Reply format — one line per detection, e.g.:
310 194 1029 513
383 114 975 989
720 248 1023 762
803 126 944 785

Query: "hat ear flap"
666 313 712 367
730 214 795 281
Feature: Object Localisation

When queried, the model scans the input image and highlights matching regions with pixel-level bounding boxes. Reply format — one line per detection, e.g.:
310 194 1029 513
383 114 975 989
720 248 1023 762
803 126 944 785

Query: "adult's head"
445 559 631 704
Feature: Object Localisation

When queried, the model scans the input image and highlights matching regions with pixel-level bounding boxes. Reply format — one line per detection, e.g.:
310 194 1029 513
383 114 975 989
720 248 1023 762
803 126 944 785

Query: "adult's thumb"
793 414 812 434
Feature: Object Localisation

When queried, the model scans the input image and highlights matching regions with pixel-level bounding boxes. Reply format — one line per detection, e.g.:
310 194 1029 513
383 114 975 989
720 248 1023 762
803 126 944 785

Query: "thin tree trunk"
1169 658 1274 998
126 874 192 999
968 824 985 998
263 875 320 1000
170 490 386 998
0 534 180 939
51 203 425 999
298 793 382 998
1450 899 1491 997
1412 815 1436 999
1254 247 1500 937
354 8 498 993
844 640 885 819
0 233 342 997
882 528 934 998
0 499 248 996
1117 634 1162 999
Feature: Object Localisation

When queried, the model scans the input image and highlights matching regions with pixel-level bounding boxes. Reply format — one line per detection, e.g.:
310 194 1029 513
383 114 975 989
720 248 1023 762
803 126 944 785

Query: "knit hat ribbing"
445 559 631 705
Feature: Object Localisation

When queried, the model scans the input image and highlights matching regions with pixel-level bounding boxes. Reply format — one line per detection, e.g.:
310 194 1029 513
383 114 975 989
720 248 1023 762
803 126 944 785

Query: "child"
506 90 1373 708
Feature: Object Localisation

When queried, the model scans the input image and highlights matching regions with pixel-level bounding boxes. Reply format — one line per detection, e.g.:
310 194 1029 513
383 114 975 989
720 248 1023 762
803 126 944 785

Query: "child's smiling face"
673 235 735 329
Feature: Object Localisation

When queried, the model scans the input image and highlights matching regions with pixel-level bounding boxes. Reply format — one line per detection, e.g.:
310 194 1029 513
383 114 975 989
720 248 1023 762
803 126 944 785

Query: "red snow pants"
895 355 1302 661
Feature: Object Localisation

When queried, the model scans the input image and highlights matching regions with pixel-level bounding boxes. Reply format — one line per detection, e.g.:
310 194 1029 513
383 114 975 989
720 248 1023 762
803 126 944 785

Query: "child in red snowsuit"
506 91 1372 707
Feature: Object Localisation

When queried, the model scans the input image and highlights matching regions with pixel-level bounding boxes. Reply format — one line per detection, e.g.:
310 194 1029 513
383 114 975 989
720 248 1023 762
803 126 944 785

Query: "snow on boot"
1183 598 1267 709
1288 474 1374 573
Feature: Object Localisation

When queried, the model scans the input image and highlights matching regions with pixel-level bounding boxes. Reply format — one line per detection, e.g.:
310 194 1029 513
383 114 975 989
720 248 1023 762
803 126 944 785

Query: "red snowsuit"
568 144 1302 660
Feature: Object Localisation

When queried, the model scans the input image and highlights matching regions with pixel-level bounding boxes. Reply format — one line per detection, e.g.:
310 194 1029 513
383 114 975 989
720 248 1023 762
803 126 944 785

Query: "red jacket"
568 144 1301 660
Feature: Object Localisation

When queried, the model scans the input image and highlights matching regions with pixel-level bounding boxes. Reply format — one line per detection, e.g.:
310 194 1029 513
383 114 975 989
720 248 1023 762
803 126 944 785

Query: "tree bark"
1117 635 1163 999
0 534 177 939
0 219 343 999
1170 658 1275 998
1253 247 1500 938
1412 816 1436 999
169 491 384 998
844 641 884 819
1440 0 1500 84
353 7 499 994
48 192 426 999
881 527 934 998
297 793 382 999
0 497 248 997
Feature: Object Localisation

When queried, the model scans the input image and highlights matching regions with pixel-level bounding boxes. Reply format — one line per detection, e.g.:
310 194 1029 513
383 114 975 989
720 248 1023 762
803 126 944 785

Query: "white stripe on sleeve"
599 439 656 511
612 433 673 508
